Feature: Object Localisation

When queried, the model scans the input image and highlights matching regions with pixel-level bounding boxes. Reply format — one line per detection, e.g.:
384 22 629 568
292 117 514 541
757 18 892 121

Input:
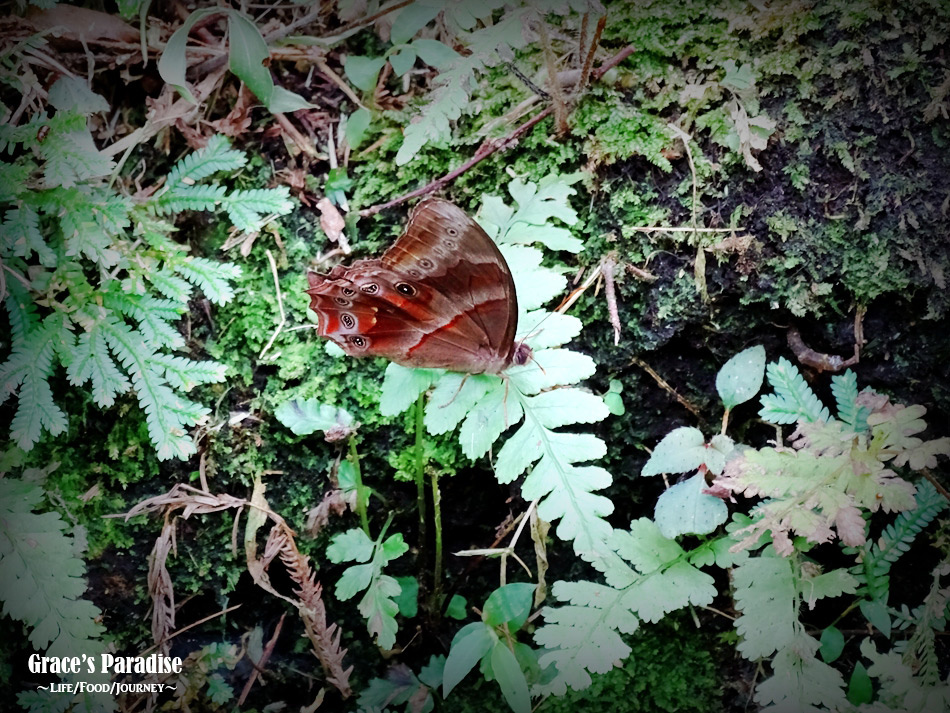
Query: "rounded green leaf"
157 7 222 103
859 599 891 638
716 345 766 409
227 13 313 112
393 576 419 618
445 594 468 620
483 582 536 629
819 624 845 663
654 472 728 538
641 427 707 476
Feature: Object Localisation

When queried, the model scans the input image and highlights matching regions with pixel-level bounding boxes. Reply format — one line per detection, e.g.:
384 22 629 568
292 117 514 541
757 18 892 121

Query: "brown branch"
360 44 636 217
577 15 606 93
629 356 704 421
238 612 286 706
602 257 621 346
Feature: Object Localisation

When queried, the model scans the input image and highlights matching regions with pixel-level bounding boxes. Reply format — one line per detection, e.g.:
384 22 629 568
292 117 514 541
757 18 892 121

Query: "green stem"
414 392 427 548
431 469 443 608
348 436 370 536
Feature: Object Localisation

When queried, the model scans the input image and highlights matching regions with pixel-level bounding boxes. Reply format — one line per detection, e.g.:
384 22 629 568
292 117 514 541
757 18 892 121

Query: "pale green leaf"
344 108 372 150
641 427 707 476
483 583 535 629
716 345 766 409
275 398 353 436
391 2 442 44
444 622 493 697
380 364 439 416
490 642 531 713
345 55 387 93
654 473 728 538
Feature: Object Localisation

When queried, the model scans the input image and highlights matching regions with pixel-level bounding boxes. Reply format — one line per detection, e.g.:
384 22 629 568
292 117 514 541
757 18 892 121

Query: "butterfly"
306 199 532 374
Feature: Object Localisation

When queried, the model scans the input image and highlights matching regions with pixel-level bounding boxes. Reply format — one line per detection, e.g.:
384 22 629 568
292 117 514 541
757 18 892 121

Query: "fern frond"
61 204 120 268
759 357 830 424
174 257 241 304
3 280 40 342
327 528 408 651
270 526 353 696
165 134 247 188
754 636 848 712
852 480 948 601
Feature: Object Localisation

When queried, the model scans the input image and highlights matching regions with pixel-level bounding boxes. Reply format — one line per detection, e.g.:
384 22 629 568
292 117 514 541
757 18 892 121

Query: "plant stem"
414 392 427 548
431 469 443 610
348 436 370 536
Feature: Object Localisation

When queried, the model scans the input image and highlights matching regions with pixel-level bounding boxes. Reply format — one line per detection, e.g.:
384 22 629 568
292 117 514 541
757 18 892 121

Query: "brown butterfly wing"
305 199 518 374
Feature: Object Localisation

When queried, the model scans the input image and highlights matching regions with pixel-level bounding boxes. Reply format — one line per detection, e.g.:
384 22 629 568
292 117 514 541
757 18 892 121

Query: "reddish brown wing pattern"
305 199 519 374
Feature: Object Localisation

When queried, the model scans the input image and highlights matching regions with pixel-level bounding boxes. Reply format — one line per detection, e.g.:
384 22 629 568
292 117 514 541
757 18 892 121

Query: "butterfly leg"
438 373 471 408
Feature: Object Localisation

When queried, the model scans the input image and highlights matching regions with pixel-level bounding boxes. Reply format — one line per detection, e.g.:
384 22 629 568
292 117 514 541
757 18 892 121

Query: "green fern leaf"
754 635 847 711
40 117 114 188
150 353 227 391
395 58 477 165
165 134 247 188
0 161 32 202
3 280 41 343
481 175 583 252
759 357 830 424
175 257 242 304
830 369 862 428
61 204 120 268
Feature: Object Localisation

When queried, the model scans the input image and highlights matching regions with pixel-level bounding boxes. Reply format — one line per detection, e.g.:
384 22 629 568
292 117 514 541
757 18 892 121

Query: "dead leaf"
317 197 348 248
27 5 138 43
210 85 254 138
